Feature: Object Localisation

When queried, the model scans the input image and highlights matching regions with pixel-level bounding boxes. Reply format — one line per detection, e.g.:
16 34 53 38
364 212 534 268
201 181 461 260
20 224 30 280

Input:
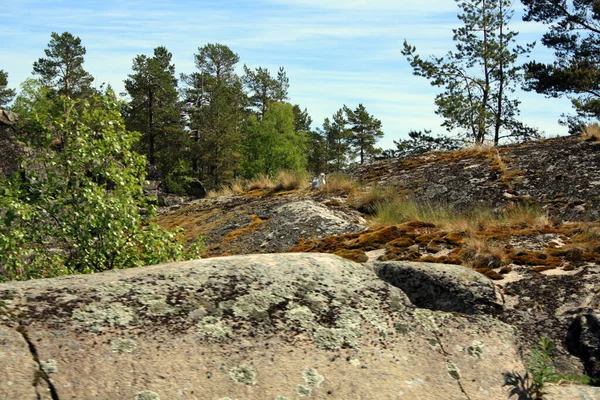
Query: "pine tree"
32 32 94 97
0 70 16 107
403 0 537 145
324 108 352 171
181 44 246 188
124 46 187 175
521 0 600 125
243 65 289 119
343 104 384 165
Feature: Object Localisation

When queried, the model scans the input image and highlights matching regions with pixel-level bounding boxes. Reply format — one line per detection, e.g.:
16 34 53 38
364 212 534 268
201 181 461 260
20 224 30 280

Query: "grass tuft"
272 170 310 192
581 123 600 141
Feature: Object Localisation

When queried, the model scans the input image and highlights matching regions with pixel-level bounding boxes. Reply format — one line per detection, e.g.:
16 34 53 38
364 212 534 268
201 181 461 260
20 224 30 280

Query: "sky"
1 0 574 150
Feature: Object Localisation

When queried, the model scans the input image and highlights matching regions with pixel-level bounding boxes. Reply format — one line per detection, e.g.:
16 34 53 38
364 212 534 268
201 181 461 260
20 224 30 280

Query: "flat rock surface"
0 253 524 399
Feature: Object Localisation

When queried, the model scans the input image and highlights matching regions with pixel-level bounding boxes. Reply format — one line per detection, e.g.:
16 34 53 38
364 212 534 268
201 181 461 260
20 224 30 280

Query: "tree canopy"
0 70 16 107
521 0 600 126
32 32 94 97
403 0 537 145
1 87 201 281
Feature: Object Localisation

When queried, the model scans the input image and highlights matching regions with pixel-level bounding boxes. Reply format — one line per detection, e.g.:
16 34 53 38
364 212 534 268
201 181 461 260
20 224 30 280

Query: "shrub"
0 90 204 281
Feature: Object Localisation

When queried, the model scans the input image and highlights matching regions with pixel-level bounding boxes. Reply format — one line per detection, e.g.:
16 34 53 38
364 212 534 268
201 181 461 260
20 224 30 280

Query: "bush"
0 90 203 281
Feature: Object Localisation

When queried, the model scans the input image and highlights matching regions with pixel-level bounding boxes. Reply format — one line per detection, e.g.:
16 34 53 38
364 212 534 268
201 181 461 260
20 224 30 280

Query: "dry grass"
246 174 275 191
350 184 399 214
581 123 600 141
373 197 549 233
458 237 511 269
272 170 310 192
318 173 360 196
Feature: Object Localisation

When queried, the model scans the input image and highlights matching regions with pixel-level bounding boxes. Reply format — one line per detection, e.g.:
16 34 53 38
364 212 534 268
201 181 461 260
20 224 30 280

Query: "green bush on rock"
0 87 203 281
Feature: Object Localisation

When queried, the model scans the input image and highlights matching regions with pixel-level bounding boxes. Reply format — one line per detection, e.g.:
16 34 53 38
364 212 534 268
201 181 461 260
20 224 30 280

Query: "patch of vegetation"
229 365 257 386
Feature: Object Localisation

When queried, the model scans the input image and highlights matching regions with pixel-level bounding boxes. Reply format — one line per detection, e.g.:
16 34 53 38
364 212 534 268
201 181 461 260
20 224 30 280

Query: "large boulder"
0 253 524 399
372 261 503 314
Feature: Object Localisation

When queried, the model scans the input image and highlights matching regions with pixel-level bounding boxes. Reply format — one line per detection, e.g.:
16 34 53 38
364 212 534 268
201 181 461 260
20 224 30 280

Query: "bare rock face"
0 253 525 399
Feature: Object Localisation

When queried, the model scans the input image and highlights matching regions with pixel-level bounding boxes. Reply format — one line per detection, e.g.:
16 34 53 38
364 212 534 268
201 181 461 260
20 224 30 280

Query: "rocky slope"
2 136 599 399
350 137 600 221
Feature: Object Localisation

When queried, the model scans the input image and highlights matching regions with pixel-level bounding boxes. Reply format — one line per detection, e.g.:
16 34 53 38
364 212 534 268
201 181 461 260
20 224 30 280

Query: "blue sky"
1 0 573 149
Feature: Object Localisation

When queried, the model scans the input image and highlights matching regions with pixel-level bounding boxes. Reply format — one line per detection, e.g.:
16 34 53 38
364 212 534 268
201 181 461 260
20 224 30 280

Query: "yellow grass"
581 123 600 141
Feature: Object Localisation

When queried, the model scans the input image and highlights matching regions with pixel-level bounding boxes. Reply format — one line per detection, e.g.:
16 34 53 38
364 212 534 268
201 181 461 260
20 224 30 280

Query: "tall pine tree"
521 0 600 126
32 32 94 97
124 46 186 173
181 44 246 188
403 0 537 144
0 70 16 107
343 104 384 165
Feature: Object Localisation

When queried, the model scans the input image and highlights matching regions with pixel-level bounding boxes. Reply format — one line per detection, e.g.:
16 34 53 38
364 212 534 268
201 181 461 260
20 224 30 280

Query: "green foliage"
124 46 188 173
522 0 600 122
0 69 16 107
390 130 463 158
181 43 246 189
526 336 559 394
403 0 537 145
324 108 352 171
32 31 94 97
0 89 203 282
343 104 384 164
243 65 289 119
241 102 307 178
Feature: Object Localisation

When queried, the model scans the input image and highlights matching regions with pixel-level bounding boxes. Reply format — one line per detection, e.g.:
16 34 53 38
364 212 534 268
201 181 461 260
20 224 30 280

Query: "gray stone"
372 260 503 314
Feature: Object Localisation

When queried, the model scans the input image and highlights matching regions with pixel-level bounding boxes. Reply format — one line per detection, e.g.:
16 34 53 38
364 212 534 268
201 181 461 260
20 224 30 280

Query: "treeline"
1 33 385 194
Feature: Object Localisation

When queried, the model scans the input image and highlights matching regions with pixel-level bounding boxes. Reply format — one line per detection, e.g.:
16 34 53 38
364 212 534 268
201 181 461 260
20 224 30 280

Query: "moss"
72 302 135 332
296 384 312 397
110 338 137 353
414 309 452 332
222 214 268 244
95 282 133 297
446 361 461 381
349 358 361 367
302 368 325 387
40 359 57 374
135 391 160 400
394 322 410 335
229 365 257 386
313 327 348 350
137 294 175 317
196 316 232 342
387 236 415 248
333 249 368 263
466 340 484 359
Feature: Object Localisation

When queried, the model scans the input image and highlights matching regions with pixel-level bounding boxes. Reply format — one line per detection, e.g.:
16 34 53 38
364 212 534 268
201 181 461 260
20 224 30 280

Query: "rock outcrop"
350 137 600 220
159 195 366 256
0 253 526 399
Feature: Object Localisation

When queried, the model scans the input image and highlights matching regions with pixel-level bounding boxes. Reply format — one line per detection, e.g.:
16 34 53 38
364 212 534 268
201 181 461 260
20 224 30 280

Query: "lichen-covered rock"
372 261 503 314
544 383 600 400
0 253 524 399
